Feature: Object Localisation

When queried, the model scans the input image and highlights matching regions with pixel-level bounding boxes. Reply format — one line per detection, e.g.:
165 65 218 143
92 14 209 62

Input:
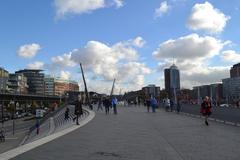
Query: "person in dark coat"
103 98 110 115
200 96 212 126
176 98 181 113
170 99 174 112
97 98 103 111
73 96 83 125
146 99 151 112
64 107 70 120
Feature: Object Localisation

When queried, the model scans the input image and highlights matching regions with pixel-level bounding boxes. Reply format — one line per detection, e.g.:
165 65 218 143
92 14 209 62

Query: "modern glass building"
15 69 44 95
44 75 55 96
8 73 28 94
164 64 180 101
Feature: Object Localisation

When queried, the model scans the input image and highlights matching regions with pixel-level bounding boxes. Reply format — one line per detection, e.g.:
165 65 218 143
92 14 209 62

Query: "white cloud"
155 1 170 18
44 37 148 92
60 70 71 80
54 0 124 18
131 36 146 48
17 43 41 58
181 66 229 88
113 0 124 8
117 62 151 86
221 50 240 63
51 53 76 68
154 33 230 88
153 33 224 61
70 39 150 89
187 1 230 33
27 61 44 69
71 40 140 80
54 0 105 18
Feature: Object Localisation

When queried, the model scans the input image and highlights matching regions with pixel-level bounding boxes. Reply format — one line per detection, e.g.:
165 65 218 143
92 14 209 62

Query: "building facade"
221 62 240 104
210 83 223 104
193 85 210 102
164 64 180 100
222 77 240 103
54 78 79 96
44 75 55 96
193 83 223 105
0 67 9 93
8 73 28 94
142 84 160 98
16 69 44 95
230 63 240 78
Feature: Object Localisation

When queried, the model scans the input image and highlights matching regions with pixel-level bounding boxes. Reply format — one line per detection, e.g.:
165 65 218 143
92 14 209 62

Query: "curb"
178 111 240 127
0 108 95 160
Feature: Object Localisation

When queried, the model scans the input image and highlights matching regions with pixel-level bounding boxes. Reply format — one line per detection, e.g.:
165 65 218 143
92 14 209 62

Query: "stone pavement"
9 106 240 160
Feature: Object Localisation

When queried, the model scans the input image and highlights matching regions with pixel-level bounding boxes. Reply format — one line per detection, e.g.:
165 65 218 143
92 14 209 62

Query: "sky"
1 0 240 94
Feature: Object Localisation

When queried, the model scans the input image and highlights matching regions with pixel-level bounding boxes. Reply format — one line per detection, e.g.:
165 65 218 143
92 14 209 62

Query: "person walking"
73 96 83 125
146 98 151 112
200 96 212 126
150 96 157 113
176 98 181 113
164 98 170 112
112 97 118 115
64 107 70 120
36 120 40 135
97 98 103 111
103 98 110 115
170 99 174 112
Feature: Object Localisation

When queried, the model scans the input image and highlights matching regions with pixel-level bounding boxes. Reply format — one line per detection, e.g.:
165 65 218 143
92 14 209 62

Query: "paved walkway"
10 106 240 160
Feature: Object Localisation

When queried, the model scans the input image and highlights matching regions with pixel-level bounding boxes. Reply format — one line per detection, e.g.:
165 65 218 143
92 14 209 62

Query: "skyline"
1 0 240 93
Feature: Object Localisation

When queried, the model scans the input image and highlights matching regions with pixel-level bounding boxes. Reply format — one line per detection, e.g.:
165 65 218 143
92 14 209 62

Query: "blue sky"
1 0 240 93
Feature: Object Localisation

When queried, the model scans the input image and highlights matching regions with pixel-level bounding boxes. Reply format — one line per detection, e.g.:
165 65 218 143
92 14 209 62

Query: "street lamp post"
1 101 4 128
65 93 69 106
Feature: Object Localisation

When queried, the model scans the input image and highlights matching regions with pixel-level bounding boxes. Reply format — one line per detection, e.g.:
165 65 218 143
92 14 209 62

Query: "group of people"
64 95 83 125
162 98 181 113
145 96 180 113
98 97 118 115
145 96 158 113
64 94 212 126
145 95 212 126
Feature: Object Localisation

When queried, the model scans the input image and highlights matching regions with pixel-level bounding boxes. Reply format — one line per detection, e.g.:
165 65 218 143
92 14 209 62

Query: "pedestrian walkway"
6 106 240 160
23 105 88 144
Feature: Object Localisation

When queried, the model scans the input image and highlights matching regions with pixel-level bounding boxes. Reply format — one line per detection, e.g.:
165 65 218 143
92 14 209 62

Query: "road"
1 118 35 135
10 106 240 160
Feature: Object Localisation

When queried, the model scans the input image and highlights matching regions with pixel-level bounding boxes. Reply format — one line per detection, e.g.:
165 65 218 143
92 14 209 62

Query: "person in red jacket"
200 96 212 126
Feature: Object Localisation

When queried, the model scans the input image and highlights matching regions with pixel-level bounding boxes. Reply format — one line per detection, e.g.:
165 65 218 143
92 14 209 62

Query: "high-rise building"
16 69 44 95
164 64 180 100
44 75 55 96
142 84 160 98
54 78 79 96
230 63 240 78
222 62 240 104
8 73 28 94
0 67 9 93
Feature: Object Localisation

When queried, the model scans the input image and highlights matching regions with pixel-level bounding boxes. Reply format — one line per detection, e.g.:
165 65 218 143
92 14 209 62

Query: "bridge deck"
10 106 240 160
